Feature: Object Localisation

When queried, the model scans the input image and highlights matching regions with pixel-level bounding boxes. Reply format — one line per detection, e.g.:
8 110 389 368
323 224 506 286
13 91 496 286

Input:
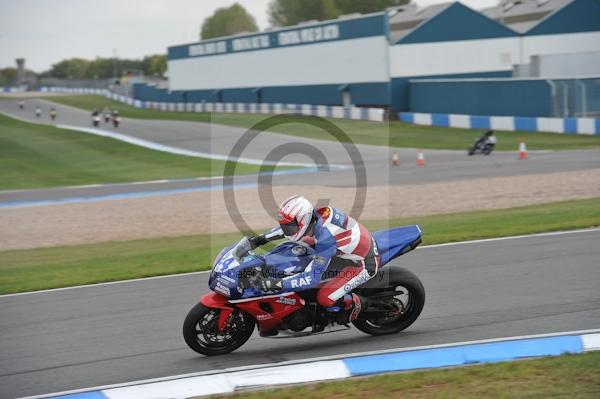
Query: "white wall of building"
168 36 389 91
388 31 600 79
521 31 600 63
389 37 520 78
521 32 600 63
537 51 600 77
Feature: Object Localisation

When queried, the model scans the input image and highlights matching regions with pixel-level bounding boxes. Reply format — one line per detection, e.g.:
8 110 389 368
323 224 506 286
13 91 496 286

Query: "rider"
479 130 497 148
234 195 380 331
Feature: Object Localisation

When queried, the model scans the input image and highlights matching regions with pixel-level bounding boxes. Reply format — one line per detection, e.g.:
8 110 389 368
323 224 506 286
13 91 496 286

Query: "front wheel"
183 303 255 356
352 267 425 335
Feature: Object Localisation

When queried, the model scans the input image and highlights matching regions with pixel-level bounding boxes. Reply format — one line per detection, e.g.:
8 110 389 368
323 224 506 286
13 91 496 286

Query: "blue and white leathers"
280 214 337 292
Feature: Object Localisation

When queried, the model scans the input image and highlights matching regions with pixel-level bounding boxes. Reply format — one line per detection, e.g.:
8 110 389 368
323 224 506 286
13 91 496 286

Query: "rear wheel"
183 303 255 356
352 268 425 335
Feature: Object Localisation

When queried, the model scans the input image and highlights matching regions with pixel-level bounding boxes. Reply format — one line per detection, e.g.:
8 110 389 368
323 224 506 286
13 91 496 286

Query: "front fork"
200 292 235 332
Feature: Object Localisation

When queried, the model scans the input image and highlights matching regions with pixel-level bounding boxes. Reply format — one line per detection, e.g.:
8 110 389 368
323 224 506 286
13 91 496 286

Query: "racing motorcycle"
468 131 496 156
183 225 425 356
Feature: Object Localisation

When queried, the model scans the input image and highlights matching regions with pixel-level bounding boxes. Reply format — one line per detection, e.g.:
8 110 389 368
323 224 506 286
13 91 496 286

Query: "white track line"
1 227 598 299
419 227 600 249
0 110 342 168
57 123 329 167
18 328 600 399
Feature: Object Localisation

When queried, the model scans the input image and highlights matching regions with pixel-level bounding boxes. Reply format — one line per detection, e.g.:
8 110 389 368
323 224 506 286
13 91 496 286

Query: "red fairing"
200 292 306 333
200 292 231 309
235 294 305 332
200 292 234 332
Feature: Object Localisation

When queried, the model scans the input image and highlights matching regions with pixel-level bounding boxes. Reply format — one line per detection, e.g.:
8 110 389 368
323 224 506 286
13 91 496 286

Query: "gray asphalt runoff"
1 98 599 205
1 230 599 398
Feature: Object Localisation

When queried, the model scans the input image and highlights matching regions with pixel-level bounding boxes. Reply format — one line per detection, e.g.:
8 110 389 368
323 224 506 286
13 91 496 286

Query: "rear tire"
352 267 425 335
183 303 255 356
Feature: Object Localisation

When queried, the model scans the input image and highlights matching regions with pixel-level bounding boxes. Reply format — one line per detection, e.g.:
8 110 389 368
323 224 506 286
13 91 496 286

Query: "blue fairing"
209 225 421 299
373 225 422 265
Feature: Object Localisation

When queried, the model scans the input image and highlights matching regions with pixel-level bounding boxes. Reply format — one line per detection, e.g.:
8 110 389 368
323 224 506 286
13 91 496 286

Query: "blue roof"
396 2 517 45
525 0 600 35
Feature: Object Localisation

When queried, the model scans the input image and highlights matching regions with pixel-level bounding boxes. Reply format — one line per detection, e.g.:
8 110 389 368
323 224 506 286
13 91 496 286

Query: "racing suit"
248 206 380 319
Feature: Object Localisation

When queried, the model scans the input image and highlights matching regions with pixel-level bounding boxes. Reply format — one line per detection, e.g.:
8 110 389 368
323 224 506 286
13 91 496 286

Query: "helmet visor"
279 220 300 237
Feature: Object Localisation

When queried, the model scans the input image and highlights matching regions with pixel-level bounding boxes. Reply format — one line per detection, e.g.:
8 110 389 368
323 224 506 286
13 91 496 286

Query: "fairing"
208 225 421 300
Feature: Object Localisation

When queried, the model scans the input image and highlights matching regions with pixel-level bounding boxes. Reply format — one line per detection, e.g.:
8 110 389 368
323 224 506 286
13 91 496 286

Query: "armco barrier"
399 112 600 135
28 330 600 399
40 87 385 122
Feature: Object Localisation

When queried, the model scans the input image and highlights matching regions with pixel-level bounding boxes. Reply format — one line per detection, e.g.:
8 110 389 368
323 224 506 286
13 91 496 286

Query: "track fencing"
549 78 600 118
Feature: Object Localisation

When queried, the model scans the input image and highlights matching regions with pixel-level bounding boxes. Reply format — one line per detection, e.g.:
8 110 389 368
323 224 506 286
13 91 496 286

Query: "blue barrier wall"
132 83 184 103
409 79 553 117
390 71 511 113
133 82 388 106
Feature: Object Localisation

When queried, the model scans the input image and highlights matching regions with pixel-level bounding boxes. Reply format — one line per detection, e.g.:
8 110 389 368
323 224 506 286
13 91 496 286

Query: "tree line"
0 55 166 85
202 0 410 39
40 54 167 80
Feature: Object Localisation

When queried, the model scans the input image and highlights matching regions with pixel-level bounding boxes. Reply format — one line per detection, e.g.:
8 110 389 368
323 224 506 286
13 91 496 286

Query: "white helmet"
277 195 315 241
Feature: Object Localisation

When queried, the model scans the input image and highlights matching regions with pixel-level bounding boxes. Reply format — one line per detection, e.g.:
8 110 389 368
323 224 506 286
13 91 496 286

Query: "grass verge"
0 113 275 190
216 352 600 399
41 95 600 151
1 198 598 294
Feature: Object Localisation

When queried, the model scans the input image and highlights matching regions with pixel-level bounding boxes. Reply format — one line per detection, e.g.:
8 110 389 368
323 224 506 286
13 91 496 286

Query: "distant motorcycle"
92 115 100 127
112 115 121 128
468 130 496 156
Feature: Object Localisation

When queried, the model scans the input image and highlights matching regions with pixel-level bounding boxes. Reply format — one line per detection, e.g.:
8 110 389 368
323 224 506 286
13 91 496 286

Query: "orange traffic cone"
519 140 528 160
392 151 400 166
417 149 426 166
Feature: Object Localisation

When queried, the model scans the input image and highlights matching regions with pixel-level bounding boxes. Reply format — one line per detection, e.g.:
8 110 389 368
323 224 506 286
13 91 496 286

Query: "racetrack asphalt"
1 229 599 398
1 98 599 205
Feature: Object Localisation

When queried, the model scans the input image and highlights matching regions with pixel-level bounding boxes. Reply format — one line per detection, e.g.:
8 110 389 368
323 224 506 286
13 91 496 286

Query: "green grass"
42 95 600 151
216 352 600 399
0 113 275 190
1 198 598 294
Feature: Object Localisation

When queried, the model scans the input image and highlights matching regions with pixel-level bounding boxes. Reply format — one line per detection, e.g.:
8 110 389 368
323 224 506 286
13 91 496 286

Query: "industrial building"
132 0 600 117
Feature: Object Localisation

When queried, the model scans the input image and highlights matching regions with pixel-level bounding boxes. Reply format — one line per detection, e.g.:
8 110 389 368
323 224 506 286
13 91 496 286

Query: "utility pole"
112 48 118 81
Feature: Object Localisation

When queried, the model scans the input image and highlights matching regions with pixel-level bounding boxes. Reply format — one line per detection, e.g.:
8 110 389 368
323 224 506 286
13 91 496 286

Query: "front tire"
183 303 255 356
353 267 425 335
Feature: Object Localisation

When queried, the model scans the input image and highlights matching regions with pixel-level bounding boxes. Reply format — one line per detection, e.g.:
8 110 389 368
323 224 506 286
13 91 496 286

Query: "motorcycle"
112 116 121 128
468 138 494 155
92 115 100 127
183 225 425 356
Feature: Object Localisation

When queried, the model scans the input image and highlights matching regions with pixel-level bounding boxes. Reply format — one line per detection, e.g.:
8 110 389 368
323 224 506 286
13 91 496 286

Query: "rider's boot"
334 293 369 325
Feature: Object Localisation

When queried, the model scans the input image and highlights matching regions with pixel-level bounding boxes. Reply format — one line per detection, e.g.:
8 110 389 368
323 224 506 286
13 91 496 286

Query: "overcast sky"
0 0 499 72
